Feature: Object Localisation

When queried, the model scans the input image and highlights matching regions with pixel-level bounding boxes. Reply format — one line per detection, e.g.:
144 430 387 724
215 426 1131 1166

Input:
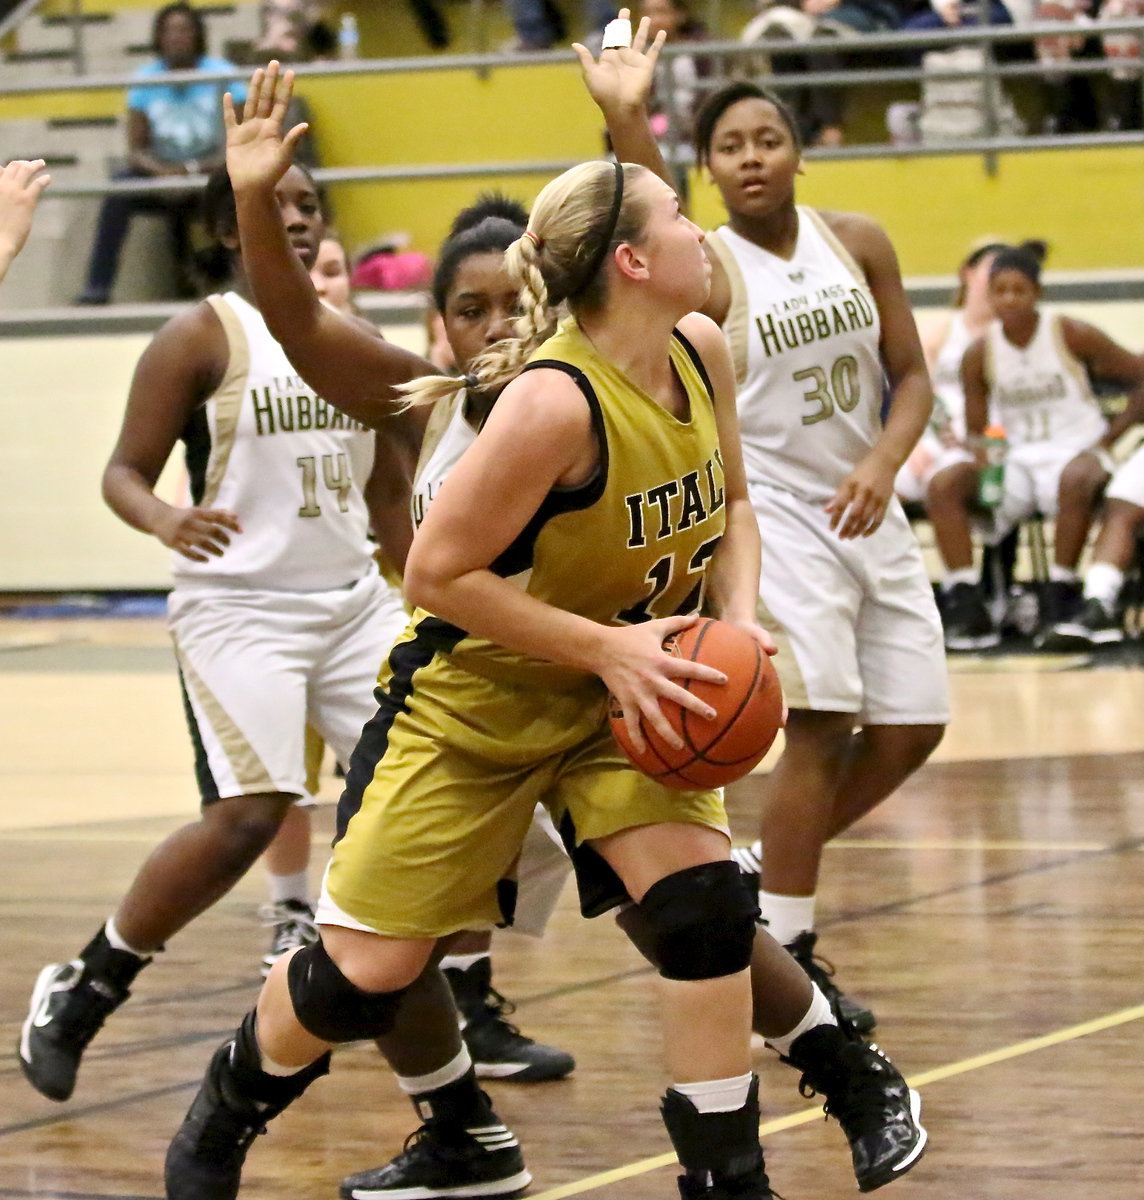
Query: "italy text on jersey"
624 450 725 548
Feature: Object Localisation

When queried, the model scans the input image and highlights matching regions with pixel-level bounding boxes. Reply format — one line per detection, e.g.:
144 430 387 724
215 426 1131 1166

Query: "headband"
554 161 625 305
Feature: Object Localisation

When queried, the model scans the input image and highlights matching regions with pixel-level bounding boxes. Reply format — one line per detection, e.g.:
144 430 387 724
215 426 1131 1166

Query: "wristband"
601 17 632 48
1094 446 1115 475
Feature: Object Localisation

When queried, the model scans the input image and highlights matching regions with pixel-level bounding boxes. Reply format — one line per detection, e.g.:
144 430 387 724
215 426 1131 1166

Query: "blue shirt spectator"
75 2 245 305
127 55 247 165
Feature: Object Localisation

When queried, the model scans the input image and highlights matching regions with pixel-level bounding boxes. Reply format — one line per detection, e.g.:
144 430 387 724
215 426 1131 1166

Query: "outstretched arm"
573 12 674 192
574 13 730 324
0 160 50 285
823 212 934 538
225 62 434 428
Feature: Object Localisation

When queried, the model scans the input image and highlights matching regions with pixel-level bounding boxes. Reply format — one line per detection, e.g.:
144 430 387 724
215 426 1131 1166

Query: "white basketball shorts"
751 483 950 724
1106 444 1144 509
168 570 408 803
894 432 974 506
988 439 1104 542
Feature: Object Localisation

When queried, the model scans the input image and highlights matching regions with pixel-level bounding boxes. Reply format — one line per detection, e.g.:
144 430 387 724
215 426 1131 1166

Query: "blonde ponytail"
400 160 648 408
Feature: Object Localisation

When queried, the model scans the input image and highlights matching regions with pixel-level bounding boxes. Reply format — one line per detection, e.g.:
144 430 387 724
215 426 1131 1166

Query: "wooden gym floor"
1 616 1143 1200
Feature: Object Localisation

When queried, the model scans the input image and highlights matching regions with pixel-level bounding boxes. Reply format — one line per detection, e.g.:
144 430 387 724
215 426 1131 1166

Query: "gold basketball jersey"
436 316 725 667
367 317 727 763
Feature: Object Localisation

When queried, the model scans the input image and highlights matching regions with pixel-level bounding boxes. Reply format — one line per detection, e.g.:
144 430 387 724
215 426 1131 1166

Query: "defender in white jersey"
17 163 410 1107
927 245 1144 649
586 46 948 1033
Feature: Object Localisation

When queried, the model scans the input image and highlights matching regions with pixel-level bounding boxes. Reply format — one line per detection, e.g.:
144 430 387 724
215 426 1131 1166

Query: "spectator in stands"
739 0 921 145
638 0 710 141
74 2 246 305
1099 0 1144 129
0 158 50 287
1029 0 1102 134
508 0 614 50
257 0 331 57
901 0 1013 35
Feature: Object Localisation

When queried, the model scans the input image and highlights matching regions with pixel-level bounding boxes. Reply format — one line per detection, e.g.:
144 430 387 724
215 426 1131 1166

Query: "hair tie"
463 372 480 392
523 230 542 249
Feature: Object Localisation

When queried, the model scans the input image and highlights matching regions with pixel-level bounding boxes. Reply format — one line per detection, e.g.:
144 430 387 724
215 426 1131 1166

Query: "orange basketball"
609 617 784 791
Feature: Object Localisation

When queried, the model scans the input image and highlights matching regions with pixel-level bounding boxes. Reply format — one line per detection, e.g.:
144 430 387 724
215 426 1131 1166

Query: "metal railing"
2 18 1143 188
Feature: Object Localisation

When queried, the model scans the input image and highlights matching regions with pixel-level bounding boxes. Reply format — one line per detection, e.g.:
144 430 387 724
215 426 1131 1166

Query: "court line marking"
525 1002 1144 1200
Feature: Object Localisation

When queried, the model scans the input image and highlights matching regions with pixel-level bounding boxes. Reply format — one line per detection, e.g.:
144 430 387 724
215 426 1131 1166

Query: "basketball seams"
679 623 769 765
609 617 783 790
690 642 769 766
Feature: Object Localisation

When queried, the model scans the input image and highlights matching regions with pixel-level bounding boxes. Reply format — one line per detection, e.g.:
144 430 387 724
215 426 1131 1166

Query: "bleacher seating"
0 4 262 307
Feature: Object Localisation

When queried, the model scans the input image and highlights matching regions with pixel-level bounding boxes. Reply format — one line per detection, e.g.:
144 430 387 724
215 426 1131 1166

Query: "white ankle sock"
942 567 977 591
396 1045 473 1095
1084 562 1124 608
765 984 836 1056
268 870 310 905
757 891 815 947
104 915 151 959
672 1071 754 1113
1049 564 1079 584
438 952 489 973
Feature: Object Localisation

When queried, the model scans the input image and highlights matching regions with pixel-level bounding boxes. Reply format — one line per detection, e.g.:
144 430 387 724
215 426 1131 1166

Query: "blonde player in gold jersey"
164 63 924 1200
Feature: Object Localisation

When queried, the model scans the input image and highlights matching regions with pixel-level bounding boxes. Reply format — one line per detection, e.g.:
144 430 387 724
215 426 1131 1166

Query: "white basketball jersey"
931 311 973 439
709 209 885 502
984 313 1105 450
172 292 375 591
411 391 477 529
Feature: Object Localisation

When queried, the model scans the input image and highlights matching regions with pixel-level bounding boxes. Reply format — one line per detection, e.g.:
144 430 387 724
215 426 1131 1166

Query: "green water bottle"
978 424 1007 508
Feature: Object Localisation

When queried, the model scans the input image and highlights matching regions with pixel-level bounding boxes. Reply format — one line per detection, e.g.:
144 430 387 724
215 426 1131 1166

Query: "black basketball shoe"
677 1171 776 1200
662 1079 775 1200
260 898 318 978
445 958 574 1083
782 1023 926 1192
339 1118 531 1199
165 1014 330 1200
1038 596 1124 651
785 931 876 1035
19 927 147 1101
942 582 999 651
1033 578 1082 640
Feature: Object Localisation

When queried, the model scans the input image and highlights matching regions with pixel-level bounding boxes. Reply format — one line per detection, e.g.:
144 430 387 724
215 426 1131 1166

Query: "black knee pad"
638 861 759 981
286 940 408 1043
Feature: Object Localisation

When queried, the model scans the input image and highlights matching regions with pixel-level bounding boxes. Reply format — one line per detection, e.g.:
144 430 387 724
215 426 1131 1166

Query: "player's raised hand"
224 60 309 194
573 8 665 115
0 159 50 279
